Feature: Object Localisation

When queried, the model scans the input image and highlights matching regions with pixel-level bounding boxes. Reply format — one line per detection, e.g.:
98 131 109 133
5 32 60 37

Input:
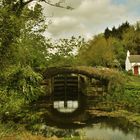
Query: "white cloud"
42 0 140 39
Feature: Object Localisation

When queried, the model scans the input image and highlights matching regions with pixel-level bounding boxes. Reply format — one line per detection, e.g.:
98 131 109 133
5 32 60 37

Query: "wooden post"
78 74 80 101
64 74 67 108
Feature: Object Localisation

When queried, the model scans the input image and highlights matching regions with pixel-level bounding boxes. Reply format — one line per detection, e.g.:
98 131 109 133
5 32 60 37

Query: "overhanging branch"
22 0 35 6
13 0 73 16
43 0 74 10
17 0 74 10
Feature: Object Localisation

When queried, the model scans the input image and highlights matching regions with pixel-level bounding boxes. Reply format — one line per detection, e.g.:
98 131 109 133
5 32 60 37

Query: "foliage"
0 121 20 139
104 21 130 39
77 35 116 67
0 65 45 121
46 36 84 67
0 91 25 118
13 32 48 68
0 0 48 69
123 26 140 54
0 0 74 128
102 75 140 113
0 0 47 118
1 65 43 100
78 21 140 69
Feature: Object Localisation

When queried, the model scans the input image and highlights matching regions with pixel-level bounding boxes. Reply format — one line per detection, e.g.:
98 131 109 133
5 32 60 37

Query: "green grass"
99 74 140 113
125 75 140 88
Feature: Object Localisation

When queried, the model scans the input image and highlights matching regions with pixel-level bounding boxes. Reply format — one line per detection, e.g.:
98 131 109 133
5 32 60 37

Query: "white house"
125 50 140 75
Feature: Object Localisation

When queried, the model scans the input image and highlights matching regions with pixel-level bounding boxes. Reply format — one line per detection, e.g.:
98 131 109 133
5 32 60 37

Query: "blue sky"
112 0 140 19
41 0 140 39
112 0 128 4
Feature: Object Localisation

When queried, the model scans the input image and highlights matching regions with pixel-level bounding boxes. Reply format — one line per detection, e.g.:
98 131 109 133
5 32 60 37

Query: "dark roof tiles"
129 55 140 63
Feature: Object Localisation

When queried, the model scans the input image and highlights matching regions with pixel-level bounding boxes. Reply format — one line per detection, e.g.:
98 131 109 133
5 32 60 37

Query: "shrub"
0 65 44 119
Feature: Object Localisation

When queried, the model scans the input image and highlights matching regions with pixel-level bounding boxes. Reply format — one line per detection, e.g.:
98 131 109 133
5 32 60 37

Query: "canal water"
45 100 140 140
28 94 140 140
32 121 140 140
82 122 140 140
27 97 140 140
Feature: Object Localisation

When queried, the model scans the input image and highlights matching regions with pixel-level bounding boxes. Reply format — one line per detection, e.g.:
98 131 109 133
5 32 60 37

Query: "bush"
0 65 45 119
1 65 43 101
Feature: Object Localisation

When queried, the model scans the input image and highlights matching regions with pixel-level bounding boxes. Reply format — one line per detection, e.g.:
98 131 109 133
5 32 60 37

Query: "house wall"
125 50 132 71
131 63 140 75
125 56 132 71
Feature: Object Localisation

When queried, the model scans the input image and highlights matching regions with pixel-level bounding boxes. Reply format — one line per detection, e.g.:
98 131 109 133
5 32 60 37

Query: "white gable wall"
125 55 132 71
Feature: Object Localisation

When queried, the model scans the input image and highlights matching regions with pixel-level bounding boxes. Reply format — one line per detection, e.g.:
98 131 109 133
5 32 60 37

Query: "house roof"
129 55 140 63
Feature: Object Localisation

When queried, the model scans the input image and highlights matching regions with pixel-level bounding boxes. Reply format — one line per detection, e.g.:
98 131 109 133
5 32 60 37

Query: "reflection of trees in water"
95 117 140 138
133 127 140 139
46 128 79 138
26 96 140 139
30 125 80 138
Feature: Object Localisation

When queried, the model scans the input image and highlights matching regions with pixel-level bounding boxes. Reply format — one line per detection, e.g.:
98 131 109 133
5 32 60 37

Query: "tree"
46 36 84 67
110 37 126 68
0 0 73 101
104 27 111 39
123 26 140 54
77 35 115 67
0 1 48 100
104 21 130 40
0 0 72 69
112 26 117 37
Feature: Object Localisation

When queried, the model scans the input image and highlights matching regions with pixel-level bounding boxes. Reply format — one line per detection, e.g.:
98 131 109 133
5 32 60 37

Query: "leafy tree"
0 1 45 68
0 0 73 118
123 26 140 54
14 34 48 67
46 36 84 66
110 37 126 68
112 26 117 37
77 35 115 67
104 27 111 39
0 2 47 113
0 0 72 69
104 21 130 40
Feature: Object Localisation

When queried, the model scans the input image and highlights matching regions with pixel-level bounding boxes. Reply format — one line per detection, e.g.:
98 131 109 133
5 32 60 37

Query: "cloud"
48 16 78 35
41 0 140 39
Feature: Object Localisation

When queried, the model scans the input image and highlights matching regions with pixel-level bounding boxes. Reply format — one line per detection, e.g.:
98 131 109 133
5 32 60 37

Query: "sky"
40 0 140 40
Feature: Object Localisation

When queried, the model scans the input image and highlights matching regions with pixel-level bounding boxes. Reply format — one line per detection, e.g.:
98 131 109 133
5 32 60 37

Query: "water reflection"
83 123 140 140
27 95 140 140
53 100 79 113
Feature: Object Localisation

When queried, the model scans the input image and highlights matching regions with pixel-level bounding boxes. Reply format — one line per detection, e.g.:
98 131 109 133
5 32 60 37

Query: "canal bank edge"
87 109 140 127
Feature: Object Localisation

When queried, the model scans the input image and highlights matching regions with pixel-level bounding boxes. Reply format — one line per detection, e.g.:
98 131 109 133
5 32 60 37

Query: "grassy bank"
104 74 140 113
89 74 140 126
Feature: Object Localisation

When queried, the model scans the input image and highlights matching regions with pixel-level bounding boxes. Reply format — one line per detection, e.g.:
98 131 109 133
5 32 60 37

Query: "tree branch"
13 0 73 15
12 0 33 14
43 0 74 10
22 0 35 6
18 0 73 10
